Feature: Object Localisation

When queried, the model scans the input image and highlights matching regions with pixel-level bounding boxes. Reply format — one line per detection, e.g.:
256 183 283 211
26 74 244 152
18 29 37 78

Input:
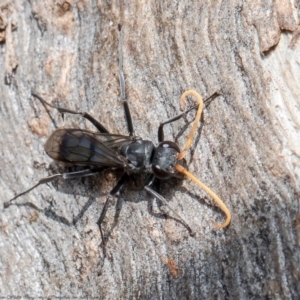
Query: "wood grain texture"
1 0 300 299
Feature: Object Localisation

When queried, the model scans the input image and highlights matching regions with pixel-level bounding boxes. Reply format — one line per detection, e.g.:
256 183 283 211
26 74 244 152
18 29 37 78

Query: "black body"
37 101 194 243
5 25 206 246
44 128 175 177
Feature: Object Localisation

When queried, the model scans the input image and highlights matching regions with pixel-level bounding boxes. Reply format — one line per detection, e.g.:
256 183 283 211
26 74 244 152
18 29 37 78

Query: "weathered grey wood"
1 0 300 299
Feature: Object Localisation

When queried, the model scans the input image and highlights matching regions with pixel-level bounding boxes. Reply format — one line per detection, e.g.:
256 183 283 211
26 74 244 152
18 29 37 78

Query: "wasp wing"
91 132 136 149
44 129 128 167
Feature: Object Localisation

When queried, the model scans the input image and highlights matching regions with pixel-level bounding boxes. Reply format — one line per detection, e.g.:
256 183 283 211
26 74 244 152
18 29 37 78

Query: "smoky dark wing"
44 129 126 167
91 132 136 149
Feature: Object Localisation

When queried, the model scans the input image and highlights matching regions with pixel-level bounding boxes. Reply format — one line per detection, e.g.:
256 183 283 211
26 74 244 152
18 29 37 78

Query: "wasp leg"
96 173 128 246
158 91 219 143
175 164 231 228
158 103 199 142
118 24 134 136
4 168 104 208
31 90 110 133
144 184 195 236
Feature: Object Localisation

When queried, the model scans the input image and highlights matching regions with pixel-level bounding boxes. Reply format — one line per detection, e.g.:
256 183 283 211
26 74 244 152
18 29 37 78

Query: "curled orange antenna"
174 89 230 228
175 165 231 228
177 90 204 160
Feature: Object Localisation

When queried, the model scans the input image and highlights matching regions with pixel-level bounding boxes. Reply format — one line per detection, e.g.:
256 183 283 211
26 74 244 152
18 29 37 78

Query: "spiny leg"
118 24 134 136
158 104 199 143
144 178 195 236
175 164 231 228
158 91 219 143
96 173 128 246
31 90 110 133
4 168 104 208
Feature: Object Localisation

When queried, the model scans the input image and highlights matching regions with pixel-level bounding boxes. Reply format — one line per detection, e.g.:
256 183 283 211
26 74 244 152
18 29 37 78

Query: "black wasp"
5 25 231 242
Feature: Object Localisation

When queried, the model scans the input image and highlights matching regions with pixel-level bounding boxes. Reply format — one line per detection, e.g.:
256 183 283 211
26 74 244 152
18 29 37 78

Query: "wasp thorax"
120 140 154 171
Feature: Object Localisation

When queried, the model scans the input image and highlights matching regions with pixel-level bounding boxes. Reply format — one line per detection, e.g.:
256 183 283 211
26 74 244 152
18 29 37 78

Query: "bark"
1 0 300 299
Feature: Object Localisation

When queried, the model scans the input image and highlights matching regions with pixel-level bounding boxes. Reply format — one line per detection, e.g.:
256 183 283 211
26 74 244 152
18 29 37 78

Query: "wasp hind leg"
4 168 104 208
31 90 110 133
118 24 134 136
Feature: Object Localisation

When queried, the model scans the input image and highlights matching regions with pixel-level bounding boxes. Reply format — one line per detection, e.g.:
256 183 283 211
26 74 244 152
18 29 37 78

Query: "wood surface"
1 0 300 299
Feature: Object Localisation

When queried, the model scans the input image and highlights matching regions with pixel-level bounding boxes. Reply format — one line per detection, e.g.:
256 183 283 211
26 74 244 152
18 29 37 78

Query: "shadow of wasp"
4 25 231 247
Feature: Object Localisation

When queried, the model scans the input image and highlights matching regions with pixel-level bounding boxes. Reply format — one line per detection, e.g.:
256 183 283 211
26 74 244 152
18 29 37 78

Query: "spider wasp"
4 25 231 243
